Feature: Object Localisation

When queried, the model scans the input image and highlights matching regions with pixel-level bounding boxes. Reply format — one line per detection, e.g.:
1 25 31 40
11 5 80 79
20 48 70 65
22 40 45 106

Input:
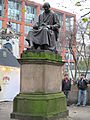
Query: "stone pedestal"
20 60 63 93
11 52 68 120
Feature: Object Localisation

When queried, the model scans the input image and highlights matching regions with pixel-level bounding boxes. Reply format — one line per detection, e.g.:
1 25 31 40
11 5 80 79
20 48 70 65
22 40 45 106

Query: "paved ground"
68 104 90 120
0 101 16 120
0 102 90 120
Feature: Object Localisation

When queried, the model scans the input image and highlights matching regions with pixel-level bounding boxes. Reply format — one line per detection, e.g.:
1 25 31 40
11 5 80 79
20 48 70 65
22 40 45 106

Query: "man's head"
80 73 85 79
42 2 50 13
64 73 69 79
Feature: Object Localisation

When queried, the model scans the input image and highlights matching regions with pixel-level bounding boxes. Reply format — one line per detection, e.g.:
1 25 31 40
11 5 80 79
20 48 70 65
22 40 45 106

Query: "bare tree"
65 14 90 79
77 13 90 76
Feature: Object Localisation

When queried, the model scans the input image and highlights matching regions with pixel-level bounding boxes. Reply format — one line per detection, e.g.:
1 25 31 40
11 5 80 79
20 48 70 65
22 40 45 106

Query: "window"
25 5 37 24
65 63 69 72
65 62 74 71
0 0 2 4
65 52 73 60
70 54 73 60
16 3 19 10
65 16 74 46
11 22 20 32
57 13 63 27
0 20 2 29
3 51 7 57
70 63 74 70
0 10 1 16
24 26 32 34
65 52 69 60
66 16 74 32
8 0 21 21
0 0 4 16
31 7 35 14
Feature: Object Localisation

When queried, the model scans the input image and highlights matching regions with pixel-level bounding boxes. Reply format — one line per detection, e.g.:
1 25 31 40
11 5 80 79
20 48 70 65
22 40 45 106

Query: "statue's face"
43 6 50 13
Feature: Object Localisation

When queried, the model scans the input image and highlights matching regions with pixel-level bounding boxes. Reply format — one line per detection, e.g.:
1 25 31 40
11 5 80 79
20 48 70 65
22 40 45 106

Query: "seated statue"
26 2 60 52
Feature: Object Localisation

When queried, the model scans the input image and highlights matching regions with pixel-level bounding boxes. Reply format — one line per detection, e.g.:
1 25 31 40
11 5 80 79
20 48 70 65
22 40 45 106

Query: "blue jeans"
77 89 87 106
63 91 69 103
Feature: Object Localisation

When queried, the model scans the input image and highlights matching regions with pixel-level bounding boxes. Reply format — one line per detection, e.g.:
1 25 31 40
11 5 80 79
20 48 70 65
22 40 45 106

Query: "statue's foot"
48 47 58 54
30 46 35 50
40 44 48 50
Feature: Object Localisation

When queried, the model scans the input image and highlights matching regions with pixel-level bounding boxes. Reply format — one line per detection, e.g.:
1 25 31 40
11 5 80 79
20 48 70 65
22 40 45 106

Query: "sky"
31 0 90 20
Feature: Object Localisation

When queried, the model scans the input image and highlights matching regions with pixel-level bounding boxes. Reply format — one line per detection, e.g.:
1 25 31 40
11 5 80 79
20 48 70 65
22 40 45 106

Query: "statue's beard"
45 9 50 14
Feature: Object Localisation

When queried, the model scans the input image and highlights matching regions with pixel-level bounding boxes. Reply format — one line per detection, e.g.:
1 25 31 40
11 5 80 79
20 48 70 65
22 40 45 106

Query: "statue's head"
42 2 50 13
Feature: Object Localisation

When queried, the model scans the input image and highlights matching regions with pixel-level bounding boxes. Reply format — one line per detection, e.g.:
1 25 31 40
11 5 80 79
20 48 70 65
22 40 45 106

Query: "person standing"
62 74 71 106
76 74 90 107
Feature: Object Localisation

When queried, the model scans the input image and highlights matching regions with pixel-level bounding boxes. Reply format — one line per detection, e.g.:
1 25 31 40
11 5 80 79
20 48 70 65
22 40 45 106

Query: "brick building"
0 0 76 72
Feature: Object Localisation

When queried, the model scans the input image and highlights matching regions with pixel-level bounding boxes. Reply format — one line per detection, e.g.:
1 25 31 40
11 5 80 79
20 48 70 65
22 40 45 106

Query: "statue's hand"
51 25 59 31
33 23 39 30
47 25 51 29
41 23 46 26
41 23 53 29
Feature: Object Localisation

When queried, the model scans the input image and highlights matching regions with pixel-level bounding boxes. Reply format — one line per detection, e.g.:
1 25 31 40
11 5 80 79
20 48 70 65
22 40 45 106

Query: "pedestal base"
11 92 68 120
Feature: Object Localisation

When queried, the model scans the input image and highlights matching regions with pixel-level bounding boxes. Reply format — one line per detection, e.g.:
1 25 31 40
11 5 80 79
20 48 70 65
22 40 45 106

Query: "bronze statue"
26 2 60 52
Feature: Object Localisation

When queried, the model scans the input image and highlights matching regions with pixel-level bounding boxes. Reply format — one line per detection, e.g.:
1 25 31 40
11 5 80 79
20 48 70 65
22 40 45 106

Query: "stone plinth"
11 92 68 120
20 59 63 93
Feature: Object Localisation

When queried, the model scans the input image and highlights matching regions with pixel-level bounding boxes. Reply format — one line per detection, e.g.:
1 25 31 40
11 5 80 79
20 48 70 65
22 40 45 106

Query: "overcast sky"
31 0 90 19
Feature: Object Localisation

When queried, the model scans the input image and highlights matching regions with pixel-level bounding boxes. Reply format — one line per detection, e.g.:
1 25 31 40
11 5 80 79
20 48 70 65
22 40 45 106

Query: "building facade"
0 0 76 72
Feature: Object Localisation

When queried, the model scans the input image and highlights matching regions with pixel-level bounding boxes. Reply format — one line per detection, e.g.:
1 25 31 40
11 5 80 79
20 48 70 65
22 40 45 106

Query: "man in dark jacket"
77 74 90 107
62 74 71 105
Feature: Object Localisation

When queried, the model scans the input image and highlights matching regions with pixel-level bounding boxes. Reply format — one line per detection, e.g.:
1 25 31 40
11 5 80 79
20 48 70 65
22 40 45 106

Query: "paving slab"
68 104 90 120
0 101 17 120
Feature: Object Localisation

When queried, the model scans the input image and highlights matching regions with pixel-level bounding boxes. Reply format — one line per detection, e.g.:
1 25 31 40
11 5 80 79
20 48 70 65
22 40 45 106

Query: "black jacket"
77 78 89 90
62 79 71 91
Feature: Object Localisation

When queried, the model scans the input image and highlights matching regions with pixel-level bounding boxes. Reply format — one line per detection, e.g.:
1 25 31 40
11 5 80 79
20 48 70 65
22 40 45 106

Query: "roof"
0 48 20 67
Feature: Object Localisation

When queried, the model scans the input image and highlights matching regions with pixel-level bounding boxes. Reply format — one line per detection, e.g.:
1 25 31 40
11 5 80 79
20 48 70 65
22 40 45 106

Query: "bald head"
42 2 50 8
42 2 50 13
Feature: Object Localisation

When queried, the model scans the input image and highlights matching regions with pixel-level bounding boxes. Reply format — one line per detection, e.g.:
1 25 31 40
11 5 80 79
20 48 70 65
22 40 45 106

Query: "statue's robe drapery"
27 10 60 48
